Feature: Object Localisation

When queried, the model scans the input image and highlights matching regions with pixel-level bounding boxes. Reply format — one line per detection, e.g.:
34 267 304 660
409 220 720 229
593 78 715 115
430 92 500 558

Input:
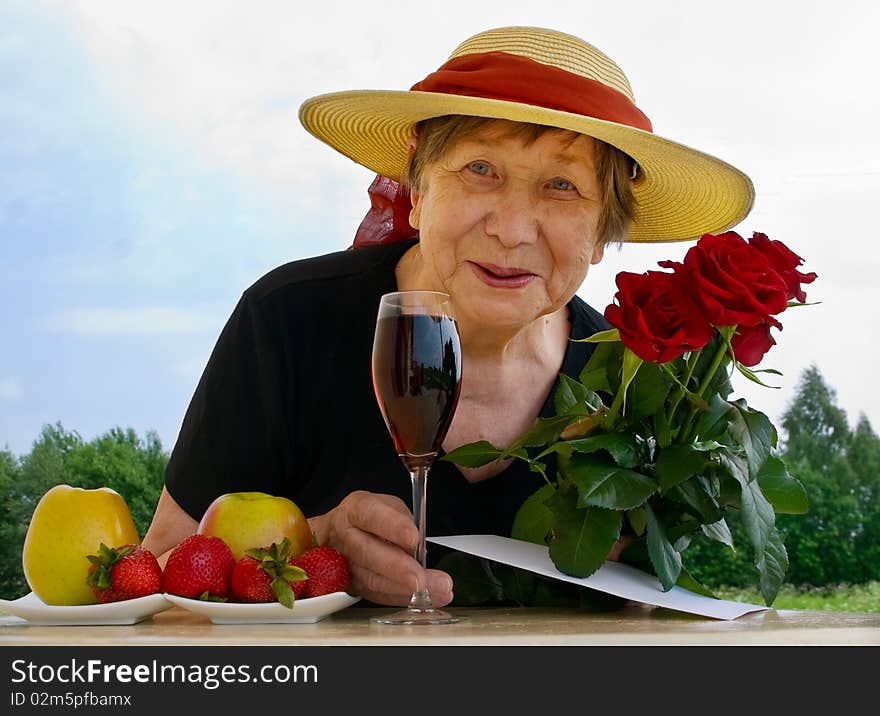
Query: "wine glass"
370 290 463 625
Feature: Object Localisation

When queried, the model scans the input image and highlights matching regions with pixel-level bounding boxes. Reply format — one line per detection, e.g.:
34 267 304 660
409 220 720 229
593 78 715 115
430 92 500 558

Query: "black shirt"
165 239 609 552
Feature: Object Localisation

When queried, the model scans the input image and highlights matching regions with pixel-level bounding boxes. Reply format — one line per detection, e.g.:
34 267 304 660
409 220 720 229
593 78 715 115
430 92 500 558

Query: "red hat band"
411 51 653 133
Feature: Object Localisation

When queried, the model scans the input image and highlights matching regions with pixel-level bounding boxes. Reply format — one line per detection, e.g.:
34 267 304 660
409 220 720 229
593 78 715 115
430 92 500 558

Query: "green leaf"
510 484 556 545
719 449 788 605
756 456 809 514
675 565 717 598
564 433 640 469
440 440 505 468
743 479 789 606
626 507 647 536
717 472 742 508
728 400 776 479
554 374 604 417
666 476 723 524
717 448 749 485
656 444 711 491
627 361 674 421
508 415 579 451
554 373 587 416
701 518 735 552
278 564 307 582
272 577 295 609
756 525 789 606
693 393 736 442
644 502 682 591
618 348 643 416
566 454 657 510
533 441 573 462
575 328 620 343
579 341 623 394
734 361 781 388
492 564 537 604
546 490 621 578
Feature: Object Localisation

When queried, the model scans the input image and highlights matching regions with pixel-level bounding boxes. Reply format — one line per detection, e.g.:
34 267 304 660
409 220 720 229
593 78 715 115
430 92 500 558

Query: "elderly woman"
142 26 753 608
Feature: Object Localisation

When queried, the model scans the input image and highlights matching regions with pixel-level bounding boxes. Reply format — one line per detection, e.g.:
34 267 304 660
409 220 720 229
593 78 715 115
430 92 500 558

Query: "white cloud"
43 307 216 335
0 379 23 401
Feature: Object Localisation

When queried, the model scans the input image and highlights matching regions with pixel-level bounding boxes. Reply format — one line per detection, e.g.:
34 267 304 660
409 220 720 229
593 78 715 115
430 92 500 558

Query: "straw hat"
299 26 754 243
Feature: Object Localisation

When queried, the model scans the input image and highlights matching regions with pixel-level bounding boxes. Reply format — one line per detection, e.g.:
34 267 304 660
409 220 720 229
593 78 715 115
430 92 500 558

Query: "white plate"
164 592 361 624
0 592 172 626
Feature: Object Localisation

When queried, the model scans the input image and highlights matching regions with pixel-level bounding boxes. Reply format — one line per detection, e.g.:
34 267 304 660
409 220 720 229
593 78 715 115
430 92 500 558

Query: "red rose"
747 232 817 302
605 270 715 363
669 232 789 328
730 317 781 366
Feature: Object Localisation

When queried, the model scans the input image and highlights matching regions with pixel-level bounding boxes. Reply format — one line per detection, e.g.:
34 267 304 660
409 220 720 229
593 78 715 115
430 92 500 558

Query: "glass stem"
408 463 433 610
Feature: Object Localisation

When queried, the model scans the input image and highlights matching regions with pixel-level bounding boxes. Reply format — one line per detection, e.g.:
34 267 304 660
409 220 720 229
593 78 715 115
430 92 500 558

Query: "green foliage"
0 423 168 599
446 359 880 604
0 448 23 597
685 365 880 590
445 333 803 606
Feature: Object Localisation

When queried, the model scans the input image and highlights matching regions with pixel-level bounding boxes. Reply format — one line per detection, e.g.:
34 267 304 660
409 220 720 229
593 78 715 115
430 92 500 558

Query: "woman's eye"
467 161 492 176
549 177 576 191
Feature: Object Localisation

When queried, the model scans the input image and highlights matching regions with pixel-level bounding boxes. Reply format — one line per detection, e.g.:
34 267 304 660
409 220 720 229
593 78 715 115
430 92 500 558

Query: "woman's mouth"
470 262 536 289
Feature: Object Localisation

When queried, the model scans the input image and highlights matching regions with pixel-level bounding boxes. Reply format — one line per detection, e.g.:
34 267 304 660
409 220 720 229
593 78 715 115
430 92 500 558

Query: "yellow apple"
197 491 313 561
22 484 141 605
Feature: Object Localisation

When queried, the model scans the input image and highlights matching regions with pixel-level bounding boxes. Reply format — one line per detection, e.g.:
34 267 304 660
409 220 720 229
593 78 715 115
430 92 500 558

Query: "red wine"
372 313 462 468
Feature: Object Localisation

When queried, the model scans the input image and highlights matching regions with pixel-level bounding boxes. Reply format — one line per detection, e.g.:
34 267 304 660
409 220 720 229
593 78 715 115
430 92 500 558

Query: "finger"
340 525 423 590
350 566 454 608
425 569 454 607
350 565 417 607
345 492 419 551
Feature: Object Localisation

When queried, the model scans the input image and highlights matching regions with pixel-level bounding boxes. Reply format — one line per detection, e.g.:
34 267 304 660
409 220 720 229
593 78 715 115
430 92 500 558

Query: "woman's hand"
309 490 453 607
607 534 633 561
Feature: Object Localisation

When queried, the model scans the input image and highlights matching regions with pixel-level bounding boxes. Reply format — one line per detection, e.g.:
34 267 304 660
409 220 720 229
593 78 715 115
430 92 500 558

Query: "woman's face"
409 121 606 331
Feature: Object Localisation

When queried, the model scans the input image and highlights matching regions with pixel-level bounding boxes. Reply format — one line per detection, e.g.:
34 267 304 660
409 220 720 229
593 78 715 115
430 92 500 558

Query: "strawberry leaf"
272 578 295 609
278 564 307 582
85 543 136 591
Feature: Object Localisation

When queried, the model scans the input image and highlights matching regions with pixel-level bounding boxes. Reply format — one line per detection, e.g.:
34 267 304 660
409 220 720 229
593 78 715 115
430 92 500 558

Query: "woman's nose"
482 185 541 248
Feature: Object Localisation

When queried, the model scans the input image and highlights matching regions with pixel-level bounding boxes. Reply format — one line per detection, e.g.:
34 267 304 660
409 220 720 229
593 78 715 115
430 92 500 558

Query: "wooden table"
2 603 878 646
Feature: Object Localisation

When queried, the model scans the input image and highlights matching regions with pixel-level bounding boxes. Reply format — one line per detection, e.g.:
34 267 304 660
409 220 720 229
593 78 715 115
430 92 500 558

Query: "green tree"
780 364 851 471
848 414 880 580
768 366 872 585
0 449 24 597
686 365 879 588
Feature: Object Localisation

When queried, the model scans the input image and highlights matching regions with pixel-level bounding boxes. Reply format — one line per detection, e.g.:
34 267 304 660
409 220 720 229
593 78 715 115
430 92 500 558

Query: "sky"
1 0 878 457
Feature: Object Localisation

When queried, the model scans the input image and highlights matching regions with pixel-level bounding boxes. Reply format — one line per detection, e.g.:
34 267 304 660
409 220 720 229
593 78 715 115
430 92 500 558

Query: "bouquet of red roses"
444 230 817 605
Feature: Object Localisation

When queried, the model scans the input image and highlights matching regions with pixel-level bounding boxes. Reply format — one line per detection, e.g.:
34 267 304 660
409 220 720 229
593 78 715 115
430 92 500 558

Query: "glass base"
372 607 460 625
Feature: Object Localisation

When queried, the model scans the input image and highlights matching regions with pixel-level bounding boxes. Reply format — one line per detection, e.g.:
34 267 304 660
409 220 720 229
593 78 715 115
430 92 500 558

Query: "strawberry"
86 543 163 603
230 538 307 608
290 546 351 598
163 534 235 600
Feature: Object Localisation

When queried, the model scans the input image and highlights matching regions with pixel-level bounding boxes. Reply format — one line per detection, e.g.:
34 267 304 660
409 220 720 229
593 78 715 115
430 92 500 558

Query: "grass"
715 581 880 613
